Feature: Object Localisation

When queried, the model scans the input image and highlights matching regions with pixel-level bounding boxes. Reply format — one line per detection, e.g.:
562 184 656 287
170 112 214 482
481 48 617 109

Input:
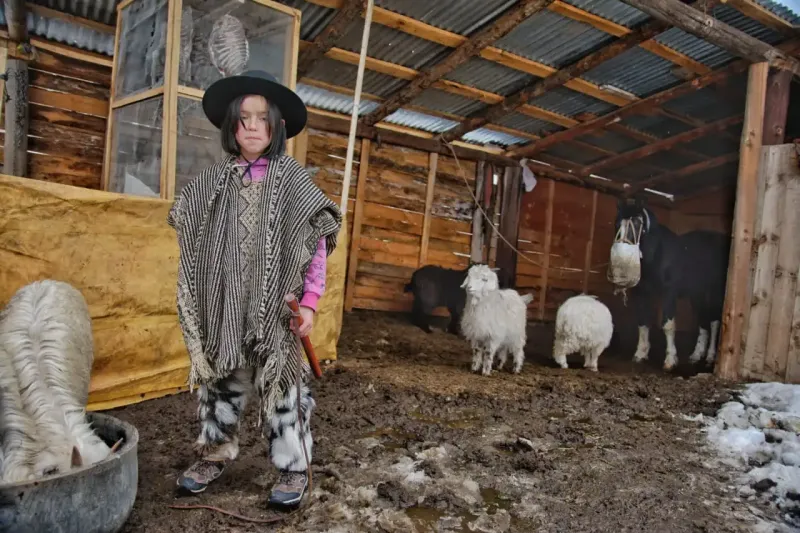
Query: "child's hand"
292 306 315 337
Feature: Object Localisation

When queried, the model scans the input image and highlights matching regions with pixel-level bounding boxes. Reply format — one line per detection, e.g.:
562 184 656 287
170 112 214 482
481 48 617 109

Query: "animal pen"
0 0 799 528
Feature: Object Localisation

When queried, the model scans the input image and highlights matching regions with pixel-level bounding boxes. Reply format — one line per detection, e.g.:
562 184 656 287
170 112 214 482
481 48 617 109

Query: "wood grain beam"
627 152 739 193
440 16 672 142
297 0 364 78
581 114 742 175
361 0 554 126
4 0 26 41
619 0 800 74
24 3 115 34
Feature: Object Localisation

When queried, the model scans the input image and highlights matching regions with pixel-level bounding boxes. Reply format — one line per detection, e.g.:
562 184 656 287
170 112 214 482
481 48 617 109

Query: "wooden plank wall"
0 51 110 188
306 128 474 315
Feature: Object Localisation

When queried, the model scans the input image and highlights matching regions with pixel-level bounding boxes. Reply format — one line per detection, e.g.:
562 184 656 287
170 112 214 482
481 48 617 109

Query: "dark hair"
220 95 287 159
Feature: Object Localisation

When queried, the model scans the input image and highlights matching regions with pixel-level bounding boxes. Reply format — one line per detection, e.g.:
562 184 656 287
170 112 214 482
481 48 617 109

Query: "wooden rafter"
24 3 115 34
628 152 739 193
619 0 800 75
296 0 364 78
360 0 555 126
439 15 679 143
581 114 743 175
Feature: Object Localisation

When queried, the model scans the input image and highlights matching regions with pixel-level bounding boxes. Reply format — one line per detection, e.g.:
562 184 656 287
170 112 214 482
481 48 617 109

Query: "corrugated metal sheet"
653 4 785 70
657 160 738 196
636 150 703 171
296 83 381 115
497 112 564 136
527 86 615 118
280 0 336 40
661 78 746 122
444 57 535 97
337 20 450 70
581 47 683 98
28 0 119 25
411 88 487 117
494 10 615 69
620 113 694 139
682 134 740 158
0 7 114 55
561 0 649 26
542 142 605 165
304 57 409 98
462 127 530 147
579 130 645 153
383 108 457 133
375 0 517 36
754 0 800 24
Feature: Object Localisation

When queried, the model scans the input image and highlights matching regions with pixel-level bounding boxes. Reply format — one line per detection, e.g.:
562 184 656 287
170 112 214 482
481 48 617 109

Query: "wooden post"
496 166 524 288
583 190 599 293
419 152 438 267
787 264 800 383
717 62 769 382
343 138 370 312
0 42 7 127
762 69 793 146
741 147 785 378
538 179 555 320
766 148 800 379
3 0 28 177
471 161 486 264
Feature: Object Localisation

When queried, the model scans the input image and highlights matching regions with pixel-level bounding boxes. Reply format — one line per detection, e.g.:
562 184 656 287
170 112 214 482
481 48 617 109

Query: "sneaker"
176 458 228 494
268 470 308 507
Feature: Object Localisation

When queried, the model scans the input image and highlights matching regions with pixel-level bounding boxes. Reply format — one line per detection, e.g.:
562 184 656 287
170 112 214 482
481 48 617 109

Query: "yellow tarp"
0 174 346 411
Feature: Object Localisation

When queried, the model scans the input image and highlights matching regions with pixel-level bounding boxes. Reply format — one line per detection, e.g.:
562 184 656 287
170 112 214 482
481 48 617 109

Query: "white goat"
0 280 110 483
460 264 533 376
552 294 613 372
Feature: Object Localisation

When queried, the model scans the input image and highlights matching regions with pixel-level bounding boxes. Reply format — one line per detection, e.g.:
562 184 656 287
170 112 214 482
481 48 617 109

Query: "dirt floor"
112 310 789 533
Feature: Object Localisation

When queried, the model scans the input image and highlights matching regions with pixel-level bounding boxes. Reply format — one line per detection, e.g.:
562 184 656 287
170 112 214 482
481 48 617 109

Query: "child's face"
236 95 271 158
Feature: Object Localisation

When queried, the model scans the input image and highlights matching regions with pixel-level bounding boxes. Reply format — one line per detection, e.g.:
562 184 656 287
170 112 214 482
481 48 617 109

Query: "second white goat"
460 264 533 376
552 294 613 372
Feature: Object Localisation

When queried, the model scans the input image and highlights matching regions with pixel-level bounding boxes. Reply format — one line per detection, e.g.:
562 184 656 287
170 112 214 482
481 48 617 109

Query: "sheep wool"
460 264 531 377
552 294 614 372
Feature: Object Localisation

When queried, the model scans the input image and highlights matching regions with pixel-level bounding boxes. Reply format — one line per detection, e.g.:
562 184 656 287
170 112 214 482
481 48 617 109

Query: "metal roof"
375 0 518 36
0 6 115 55
28 0 120 25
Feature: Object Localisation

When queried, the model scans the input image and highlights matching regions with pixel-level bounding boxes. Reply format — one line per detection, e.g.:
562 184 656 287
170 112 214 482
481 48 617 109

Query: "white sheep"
460 264 533 376
552 294 613 372
0 280 111 483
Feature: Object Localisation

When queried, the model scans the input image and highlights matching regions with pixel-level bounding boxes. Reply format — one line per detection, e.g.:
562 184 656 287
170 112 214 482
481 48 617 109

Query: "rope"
441 141 542 267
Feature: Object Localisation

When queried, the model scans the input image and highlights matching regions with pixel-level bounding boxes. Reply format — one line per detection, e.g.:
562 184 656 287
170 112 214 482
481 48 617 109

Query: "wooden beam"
361 0 554 126
628 152 739 193
717 62 769 382
583 189 599 292
724 0 799 37
762 68 793 146
1 30 114 67
619 0 800 75
297 0 364 79
419 152 438 266
306 107 636 196
496 165 524 289
24 3 116 34
471 162 486 263
510 57 750 158
440 16 674 143
581 114 742 175
344 138 371 312
538 179 555 319
3 0 27 177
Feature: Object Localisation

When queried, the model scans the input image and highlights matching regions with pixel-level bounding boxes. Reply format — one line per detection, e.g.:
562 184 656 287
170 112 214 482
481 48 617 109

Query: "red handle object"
285 294 323 379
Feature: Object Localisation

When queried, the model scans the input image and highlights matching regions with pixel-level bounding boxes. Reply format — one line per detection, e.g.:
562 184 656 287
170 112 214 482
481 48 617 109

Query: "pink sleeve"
300 237 327 311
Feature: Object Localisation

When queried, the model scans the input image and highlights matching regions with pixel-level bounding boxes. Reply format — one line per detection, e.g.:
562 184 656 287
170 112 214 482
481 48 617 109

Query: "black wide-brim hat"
202 70 307 139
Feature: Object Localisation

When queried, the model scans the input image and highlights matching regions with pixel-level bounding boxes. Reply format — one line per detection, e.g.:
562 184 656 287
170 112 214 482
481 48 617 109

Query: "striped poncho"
167 153 342 423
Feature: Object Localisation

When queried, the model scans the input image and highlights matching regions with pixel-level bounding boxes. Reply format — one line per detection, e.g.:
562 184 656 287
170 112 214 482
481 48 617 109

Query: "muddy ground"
113 310 787 532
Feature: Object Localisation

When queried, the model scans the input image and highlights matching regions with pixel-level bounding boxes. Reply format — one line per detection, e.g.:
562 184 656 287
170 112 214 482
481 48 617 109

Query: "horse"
607 198 730 371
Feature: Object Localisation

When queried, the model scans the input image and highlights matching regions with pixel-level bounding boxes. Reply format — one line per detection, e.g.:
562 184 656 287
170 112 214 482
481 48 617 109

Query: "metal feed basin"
0 412 139 533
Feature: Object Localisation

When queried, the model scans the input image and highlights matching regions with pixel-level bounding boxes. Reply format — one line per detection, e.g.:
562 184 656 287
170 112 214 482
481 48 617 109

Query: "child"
166 70 342 507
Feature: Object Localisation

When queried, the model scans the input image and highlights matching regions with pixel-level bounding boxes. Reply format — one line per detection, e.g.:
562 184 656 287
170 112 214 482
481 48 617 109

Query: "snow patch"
704 382 800 527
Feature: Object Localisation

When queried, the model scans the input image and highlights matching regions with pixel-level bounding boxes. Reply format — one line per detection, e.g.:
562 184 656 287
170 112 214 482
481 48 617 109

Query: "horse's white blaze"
706 320 720 363
690 327 709 364
634 325 650 362
663 318 678 370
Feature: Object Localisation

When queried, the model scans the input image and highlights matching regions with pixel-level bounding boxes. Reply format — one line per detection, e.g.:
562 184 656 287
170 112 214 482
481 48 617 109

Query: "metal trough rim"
0 411 139 489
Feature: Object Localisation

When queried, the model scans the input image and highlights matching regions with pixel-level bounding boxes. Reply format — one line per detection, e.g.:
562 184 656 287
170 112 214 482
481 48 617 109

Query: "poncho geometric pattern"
167 154 342 424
